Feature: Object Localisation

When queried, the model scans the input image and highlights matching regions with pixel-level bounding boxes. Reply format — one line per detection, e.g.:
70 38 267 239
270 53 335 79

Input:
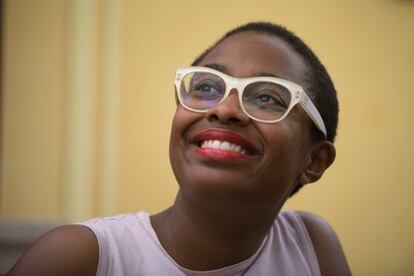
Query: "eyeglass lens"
179 71 292 122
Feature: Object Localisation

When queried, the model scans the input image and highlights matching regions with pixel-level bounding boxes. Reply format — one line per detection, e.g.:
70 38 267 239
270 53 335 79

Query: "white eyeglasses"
174 66 326 137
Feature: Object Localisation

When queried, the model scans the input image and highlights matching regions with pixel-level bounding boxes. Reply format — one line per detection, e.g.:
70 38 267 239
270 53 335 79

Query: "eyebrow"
203 63 284 79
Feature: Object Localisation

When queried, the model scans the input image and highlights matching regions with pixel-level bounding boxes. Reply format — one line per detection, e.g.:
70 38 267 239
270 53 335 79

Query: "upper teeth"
200 140 246 154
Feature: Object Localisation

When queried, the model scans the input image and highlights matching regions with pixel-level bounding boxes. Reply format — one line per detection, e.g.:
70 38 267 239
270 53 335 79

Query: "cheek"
169 107 202 182
257 124 310 194
169 108 187 162
169 109 182 144
169 107 199 147
169 109 185 187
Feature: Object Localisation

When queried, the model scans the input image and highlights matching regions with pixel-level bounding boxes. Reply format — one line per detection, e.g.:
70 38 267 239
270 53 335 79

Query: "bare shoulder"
297 211 352 276
8 224 98 276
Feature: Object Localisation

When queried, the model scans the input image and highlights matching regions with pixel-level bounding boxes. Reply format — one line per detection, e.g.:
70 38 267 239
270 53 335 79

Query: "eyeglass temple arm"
299 92 327 138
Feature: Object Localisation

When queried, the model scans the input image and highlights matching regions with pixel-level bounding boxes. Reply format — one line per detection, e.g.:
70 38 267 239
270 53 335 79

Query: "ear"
300 141 336 185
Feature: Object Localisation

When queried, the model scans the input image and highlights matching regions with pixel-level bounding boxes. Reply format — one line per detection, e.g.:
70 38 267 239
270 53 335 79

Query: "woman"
9 22 351 275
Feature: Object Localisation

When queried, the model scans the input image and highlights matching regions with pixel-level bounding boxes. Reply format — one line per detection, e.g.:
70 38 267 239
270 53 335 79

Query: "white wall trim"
99 0 121 216
64 0 98 221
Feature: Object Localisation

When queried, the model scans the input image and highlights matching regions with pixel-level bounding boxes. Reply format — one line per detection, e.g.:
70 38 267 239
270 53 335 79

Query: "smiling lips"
191 129 259 159
201 140 247 154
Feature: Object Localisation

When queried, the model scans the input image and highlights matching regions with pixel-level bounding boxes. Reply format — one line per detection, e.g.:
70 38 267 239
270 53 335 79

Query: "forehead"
199 32 307 85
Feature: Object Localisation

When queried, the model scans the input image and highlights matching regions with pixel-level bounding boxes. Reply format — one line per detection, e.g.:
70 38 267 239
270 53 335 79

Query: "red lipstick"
190 129 260 158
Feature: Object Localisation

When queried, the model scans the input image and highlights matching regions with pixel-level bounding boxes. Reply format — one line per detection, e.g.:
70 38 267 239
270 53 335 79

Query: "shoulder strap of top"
278 210 321 275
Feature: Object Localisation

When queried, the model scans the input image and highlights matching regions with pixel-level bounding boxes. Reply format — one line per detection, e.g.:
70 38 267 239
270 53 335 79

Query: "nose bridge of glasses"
221 88 243 110
225 74 243 92
224 76 246 101
220 75 243 103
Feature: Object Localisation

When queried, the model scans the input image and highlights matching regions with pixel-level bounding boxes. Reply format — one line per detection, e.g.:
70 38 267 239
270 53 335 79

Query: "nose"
206 90 250 125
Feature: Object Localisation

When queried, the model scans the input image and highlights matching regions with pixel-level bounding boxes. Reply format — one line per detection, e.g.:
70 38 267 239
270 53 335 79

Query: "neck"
150 190 284 271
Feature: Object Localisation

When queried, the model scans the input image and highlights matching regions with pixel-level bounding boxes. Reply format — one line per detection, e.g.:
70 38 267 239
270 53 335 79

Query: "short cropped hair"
191 22 339 196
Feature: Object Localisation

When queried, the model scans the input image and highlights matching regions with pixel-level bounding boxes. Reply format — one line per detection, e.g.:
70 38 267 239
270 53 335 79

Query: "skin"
8 31 351 275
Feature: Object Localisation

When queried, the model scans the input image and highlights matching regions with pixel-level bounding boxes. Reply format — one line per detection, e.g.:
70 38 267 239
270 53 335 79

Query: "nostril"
228 117 241 124
207 113 219 122
207 108 247 125
205 94 250 125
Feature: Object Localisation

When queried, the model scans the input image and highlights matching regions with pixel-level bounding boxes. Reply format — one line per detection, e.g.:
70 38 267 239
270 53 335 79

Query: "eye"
244 82 291 111
256 94 276 104
197 83 217 94
254 90 288 109
189 79 224 100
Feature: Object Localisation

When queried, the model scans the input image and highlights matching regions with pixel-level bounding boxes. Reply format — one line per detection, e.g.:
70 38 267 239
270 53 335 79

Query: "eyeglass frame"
174 66 327 138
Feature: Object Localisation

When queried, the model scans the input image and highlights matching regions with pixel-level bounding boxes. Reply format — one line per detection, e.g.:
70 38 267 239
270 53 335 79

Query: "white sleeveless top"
82 211 321 276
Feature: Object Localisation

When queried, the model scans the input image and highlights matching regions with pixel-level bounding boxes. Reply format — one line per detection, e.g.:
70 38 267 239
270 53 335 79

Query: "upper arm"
298 211 352 276
8 224 99 276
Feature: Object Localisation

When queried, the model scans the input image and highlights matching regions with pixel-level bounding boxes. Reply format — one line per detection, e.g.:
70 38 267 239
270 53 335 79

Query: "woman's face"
169 31 315 207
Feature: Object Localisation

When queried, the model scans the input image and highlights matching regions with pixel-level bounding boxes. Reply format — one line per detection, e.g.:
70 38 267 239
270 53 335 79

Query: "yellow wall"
1 0 66 219
1 0 414 275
